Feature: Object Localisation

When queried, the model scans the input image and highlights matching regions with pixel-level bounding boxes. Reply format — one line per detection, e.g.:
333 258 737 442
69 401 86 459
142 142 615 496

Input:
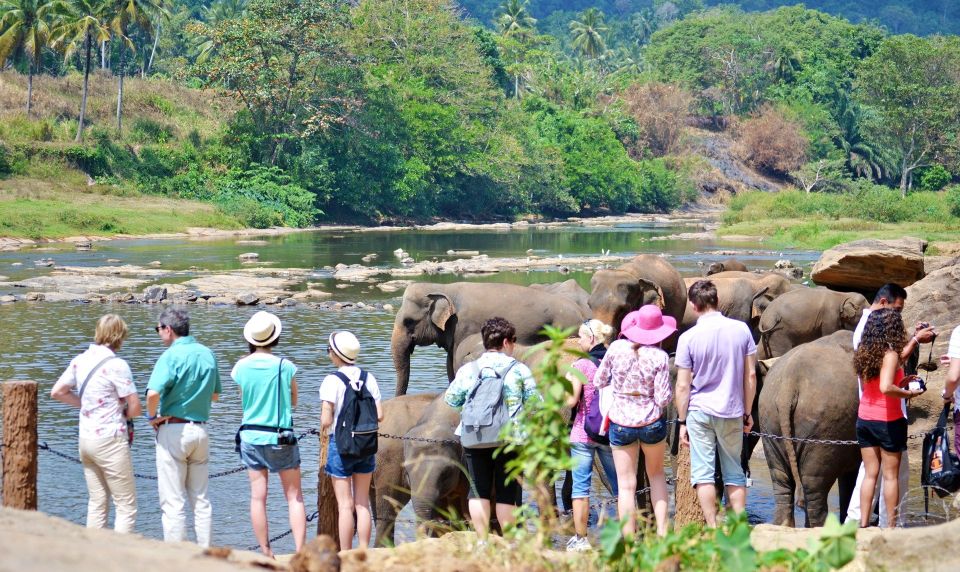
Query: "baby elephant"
706 258 748 276
757 288 868 359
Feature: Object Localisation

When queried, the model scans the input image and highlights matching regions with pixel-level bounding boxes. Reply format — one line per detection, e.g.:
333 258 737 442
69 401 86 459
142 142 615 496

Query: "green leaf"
716 512 757 572
599 517 625 561
810 514 858 569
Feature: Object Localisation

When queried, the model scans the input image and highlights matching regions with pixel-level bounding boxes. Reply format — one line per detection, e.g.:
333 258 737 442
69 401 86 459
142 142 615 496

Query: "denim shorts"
324 437 375 478
239 440 301 472
686 410 746 487
571 441 619 498
609 417 668 448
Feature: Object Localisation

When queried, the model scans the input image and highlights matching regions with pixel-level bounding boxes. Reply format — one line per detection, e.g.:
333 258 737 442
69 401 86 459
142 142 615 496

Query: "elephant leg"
764 440 796 527
374 485 410 547
837 470 858 524
798 475 833 528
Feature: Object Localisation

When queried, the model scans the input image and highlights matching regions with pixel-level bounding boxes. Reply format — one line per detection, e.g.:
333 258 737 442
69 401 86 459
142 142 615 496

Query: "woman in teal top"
231 311 305 557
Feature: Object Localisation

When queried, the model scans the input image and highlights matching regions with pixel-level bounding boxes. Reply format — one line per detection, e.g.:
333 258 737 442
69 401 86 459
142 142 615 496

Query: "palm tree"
569 8 608 60
0 0 56 115
51 0 111 141
833 94 896 181
192 0 246 65
104 0 167 132
496 0 535 38
630 9 656 47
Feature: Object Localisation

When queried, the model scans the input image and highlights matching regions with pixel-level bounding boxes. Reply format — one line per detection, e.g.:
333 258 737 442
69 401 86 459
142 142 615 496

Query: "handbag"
78 356 134 446
921 404 960 499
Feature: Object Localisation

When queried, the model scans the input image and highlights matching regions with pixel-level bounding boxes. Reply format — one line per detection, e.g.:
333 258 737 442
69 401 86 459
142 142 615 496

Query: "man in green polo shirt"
146 307 221 547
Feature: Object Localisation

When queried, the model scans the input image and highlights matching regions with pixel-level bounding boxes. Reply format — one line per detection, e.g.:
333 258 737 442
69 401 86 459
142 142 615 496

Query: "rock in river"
143 286 168 303
811 237 926 290
238 252 259 262
236 293 260 306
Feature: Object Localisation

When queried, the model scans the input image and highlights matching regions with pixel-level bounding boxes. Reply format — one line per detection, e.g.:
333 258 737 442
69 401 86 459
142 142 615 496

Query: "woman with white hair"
232 311 305 557
51 313 141 533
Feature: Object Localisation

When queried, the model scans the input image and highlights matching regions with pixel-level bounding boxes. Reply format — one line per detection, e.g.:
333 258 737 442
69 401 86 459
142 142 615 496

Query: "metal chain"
377 432 460 445
246 510 319 552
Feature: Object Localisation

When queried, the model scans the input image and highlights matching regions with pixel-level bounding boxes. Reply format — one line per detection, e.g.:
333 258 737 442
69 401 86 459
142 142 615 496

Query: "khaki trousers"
78 435 137 533
155 422 212 547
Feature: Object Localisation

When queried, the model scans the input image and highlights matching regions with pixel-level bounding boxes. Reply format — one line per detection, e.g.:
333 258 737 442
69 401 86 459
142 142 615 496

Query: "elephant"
402 395 471 537
588 254 687 346
372 392 438 546
681 271 793 335
758 330 860 527
757 288 868 359
530 279 591 318
706 258 749 276
391 282 587 396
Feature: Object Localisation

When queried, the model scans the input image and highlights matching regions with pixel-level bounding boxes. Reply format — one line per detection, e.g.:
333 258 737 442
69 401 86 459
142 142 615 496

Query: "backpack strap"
334 369 367 388
78 356 117 402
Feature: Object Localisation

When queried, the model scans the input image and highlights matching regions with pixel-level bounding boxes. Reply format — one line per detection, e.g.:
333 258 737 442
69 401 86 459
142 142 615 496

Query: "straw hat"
243 311 282 346
620 305 677 345
329 331 360 364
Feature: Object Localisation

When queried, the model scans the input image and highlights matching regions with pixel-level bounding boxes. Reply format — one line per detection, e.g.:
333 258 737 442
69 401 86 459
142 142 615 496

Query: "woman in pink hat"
594 304 675 537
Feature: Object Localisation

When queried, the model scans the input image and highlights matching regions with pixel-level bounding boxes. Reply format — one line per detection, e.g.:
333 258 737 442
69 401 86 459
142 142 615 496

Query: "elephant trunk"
392 324 414 396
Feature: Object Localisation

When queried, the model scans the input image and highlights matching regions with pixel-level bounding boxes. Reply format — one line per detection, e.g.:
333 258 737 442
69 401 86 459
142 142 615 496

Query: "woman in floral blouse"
595 305 674 536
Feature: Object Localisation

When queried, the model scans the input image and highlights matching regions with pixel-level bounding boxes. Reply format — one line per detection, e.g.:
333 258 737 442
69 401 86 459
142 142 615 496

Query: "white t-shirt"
54 344 137 440
948 326 960 409
319 365 381 436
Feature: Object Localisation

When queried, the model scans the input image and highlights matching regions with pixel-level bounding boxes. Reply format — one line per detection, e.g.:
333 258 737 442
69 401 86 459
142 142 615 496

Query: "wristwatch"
677 419 686 425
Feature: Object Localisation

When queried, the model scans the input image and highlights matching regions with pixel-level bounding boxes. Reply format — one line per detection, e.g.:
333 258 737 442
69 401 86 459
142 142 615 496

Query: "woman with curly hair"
854 308 925 528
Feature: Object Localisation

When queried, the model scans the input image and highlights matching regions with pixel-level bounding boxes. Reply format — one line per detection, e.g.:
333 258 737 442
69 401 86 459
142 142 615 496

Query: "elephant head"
839 293 868 330
589 269 665 335
392 285 458 396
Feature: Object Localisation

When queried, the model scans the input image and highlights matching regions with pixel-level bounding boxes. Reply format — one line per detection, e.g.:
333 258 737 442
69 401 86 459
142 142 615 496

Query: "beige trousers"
78 435 137 533
155 422 212 547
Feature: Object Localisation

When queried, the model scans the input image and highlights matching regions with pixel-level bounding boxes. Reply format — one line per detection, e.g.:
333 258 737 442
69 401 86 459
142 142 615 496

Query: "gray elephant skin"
758 288 868 359
530 279 591 317
706 258 748 276
681 271 792 335
758 330 860 527
588 254 687 345
391 282 588 396
372 392 437 546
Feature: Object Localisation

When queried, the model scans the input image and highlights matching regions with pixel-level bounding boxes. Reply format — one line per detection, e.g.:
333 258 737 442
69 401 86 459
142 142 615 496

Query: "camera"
277 430 299 446
904 375 926 393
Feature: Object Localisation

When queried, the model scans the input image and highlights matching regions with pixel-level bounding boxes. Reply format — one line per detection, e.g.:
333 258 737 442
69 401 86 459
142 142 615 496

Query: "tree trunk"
146 26 160 77
316 431 339 548
673 446 707 527
101 40 107 69
76 32 93 142
26 64 33 116
116 45 125 133
2 381 39 510
900 165 910 198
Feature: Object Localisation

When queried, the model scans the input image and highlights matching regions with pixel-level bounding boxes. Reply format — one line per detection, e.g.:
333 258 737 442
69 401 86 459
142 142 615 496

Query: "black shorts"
463 448 522 506
856 418 907 452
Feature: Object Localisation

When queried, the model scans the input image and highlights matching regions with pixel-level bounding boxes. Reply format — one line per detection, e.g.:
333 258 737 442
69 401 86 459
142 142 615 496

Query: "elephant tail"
758 314 782 359
777 380 807 520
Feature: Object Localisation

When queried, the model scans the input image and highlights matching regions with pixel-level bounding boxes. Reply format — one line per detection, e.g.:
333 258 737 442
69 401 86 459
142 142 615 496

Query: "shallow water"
0 222 832 552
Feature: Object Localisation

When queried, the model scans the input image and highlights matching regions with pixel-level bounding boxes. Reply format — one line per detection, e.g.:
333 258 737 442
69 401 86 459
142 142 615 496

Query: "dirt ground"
3 507 959 572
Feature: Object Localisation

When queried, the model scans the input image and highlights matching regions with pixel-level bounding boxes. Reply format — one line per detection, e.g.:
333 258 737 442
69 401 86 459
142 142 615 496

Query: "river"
0 218 838 551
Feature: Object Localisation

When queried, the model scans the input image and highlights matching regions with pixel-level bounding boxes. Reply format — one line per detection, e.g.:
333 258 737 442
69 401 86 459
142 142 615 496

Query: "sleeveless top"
858 367 905 422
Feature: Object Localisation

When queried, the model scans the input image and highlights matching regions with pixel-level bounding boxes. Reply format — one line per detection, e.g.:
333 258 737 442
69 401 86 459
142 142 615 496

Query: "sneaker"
566 536 591 552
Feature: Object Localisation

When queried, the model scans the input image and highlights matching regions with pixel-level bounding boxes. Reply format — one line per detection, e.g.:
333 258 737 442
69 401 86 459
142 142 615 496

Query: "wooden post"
316 431 339 548
673 447 707 527
2 381 38 510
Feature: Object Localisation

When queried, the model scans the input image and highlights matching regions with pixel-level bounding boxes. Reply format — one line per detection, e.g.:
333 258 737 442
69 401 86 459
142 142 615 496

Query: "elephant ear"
751 286 772 319
637 278 666 310
839 296 860 323
427 293 457 331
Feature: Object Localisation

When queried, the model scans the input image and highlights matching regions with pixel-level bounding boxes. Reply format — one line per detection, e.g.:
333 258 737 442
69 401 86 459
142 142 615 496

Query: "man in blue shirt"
146 307 221 547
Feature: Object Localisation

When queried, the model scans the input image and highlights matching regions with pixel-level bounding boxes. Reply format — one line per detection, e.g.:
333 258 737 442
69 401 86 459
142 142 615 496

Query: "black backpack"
921 404 960 498
334 370 379 459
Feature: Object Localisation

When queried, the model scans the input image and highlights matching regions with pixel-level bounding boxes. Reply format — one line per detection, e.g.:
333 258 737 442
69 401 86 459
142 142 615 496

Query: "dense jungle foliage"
3 0 960 227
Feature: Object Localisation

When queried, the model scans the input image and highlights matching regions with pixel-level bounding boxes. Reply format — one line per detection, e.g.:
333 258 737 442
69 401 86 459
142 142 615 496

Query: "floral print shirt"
55 344 137 440
594 340 672 428
445 351 541 440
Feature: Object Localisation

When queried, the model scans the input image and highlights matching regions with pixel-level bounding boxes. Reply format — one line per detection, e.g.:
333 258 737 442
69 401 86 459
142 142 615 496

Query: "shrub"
621 82 693 157
738 105 808 175
131 118 175 144
0 142 11 176
948 186 960 217
213 165 320 227
917 164 951 192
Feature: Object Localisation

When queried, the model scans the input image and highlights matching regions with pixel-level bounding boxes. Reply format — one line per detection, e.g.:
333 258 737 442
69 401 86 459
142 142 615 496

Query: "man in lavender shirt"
675 279 758 526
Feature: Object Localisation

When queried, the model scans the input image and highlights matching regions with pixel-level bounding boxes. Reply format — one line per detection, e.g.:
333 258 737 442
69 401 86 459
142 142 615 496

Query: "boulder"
238 252 260 261
236 293 259 306
811 237 927 290
290 535 340 572
143 286 168 303
0 295 16 304
903 260 960 362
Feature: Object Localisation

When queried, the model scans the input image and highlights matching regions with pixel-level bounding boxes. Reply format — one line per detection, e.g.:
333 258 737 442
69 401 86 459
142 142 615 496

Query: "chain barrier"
246 510 320 552
377 432 460 445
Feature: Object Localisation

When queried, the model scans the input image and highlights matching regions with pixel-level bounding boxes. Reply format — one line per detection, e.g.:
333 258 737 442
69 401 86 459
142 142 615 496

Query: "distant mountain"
457 0 960 36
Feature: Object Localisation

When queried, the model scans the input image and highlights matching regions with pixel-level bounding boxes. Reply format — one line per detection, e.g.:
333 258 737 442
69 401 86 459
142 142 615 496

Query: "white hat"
329 331 360 364
244 311 282 346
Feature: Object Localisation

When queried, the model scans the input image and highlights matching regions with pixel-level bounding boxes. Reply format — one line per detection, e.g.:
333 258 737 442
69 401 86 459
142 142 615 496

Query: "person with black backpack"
444 317 541 544
563 319 618 552
319 330 383 550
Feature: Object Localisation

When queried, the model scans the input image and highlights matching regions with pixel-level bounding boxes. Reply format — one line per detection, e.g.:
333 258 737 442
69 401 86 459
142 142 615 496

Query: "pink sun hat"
620 305 677 345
